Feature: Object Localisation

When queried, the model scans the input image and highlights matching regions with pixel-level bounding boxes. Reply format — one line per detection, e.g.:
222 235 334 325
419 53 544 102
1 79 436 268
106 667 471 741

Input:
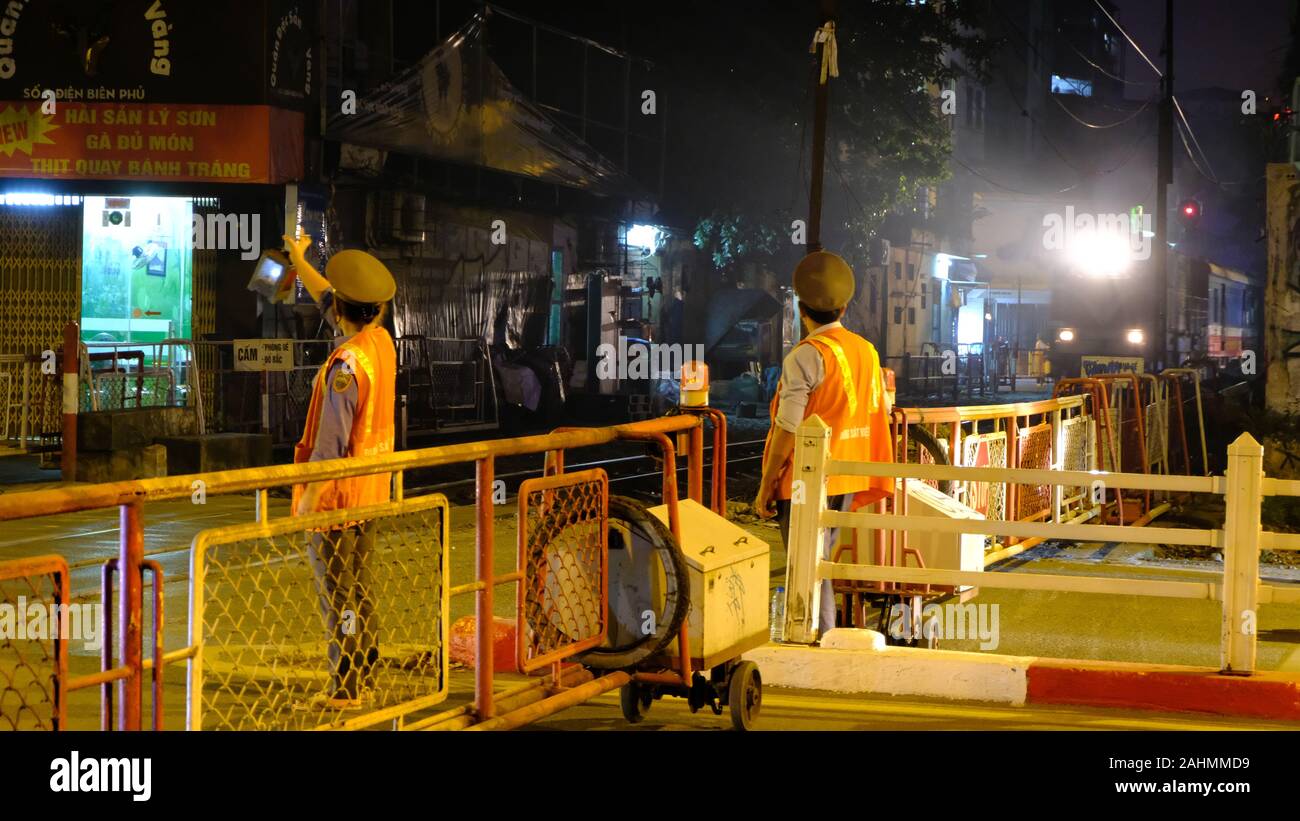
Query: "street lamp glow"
1058 328 1075 342
1068 228 1131 277
1126 328 1145 345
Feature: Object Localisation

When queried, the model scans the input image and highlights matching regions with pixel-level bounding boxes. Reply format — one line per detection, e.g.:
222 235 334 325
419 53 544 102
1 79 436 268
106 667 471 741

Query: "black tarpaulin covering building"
326 14 647 200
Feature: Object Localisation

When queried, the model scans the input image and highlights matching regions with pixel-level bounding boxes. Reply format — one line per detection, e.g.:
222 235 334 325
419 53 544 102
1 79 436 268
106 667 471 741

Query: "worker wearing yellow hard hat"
755 250 894 639
283 233 397 710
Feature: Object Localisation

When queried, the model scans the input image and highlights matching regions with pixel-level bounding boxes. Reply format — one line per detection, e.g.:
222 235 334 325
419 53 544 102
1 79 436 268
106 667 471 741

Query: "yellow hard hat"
793 251 854 311
325 250 396 304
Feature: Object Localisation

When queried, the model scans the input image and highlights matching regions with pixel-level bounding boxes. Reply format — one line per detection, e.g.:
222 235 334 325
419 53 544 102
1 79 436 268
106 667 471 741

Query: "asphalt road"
520 685 1298 731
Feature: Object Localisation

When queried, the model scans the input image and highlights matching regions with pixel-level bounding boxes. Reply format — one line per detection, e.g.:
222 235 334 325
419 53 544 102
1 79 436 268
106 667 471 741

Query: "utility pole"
807 0 836 253
1154 0 1174 369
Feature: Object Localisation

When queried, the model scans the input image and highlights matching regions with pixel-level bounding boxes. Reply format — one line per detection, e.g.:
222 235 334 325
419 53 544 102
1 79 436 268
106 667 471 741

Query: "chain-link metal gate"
1059 414 1093 510
0 557 70 730
516 469 608 672
0 202 81 444
189 495 449 730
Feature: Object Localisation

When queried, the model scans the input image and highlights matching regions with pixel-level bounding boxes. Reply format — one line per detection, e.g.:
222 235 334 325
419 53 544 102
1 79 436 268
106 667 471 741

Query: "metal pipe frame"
5 415 708 732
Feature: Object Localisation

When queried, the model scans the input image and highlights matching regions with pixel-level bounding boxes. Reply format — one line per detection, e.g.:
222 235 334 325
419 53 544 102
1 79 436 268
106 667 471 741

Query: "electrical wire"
1087 1 1249 194
1050 93 1155 129
1172 98 1220 183
1062 38 1159 87
889 93 1086 196
1092 0 1163 78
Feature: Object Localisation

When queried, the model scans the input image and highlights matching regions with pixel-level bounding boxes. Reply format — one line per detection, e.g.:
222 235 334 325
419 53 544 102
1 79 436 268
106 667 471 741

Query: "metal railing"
784 414 1294 676
0 410 726 731
896 393 1096 533
886 352 988 403
76 335 499 445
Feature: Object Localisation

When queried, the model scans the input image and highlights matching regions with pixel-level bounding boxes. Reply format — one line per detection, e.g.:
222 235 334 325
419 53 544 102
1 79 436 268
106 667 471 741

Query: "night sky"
1116 0 1294 98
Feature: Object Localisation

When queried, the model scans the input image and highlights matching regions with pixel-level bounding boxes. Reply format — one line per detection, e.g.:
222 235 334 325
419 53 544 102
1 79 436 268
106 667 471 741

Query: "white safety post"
784 415 831 644
1221 432 1263 674
1051 407 1064 523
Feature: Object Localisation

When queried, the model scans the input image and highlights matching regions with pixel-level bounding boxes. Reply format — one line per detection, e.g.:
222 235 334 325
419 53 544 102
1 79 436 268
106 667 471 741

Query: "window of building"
894 261 902 280
908 308 916 325
921 283 927 310
907 263 916 279
1051 75 1093 97
894 306 903 325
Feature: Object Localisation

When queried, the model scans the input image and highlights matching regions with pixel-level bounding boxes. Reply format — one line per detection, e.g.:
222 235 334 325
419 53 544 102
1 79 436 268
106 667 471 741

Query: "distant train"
1202 268 1261 364
1047 258 1260 377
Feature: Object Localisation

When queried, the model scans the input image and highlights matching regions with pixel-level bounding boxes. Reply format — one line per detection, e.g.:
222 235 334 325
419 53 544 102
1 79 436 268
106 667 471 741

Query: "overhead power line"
1050 93 1155 129
1092 0 1163 78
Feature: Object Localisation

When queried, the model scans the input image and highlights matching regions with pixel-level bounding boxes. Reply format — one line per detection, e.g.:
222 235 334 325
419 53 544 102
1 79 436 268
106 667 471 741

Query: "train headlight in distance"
1057 328 1075 343
1126 328 1145 345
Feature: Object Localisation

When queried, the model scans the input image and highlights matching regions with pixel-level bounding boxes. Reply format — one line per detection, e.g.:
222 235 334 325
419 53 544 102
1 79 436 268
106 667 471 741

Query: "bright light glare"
626 223 663 254
1126 328 1145 345
1069 228 1131 277
1058 328 1075 342
0 193 81 206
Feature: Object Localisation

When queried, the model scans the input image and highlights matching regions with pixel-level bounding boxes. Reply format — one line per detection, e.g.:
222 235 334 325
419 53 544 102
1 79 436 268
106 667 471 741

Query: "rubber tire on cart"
620 680 653 724
728 661 762 731
579 496 691 670
905 425 955 497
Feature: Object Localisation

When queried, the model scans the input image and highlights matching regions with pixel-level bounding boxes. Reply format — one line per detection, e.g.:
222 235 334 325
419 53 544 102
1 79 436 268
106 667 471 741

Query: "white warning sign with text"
234 339 294 371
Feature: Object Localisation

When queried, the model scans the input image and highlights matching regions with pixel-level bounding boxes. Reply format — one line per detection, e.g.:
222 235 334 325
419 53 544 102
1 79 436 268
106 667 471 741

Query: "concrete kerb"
745 633 1031 705
744 630 1300 721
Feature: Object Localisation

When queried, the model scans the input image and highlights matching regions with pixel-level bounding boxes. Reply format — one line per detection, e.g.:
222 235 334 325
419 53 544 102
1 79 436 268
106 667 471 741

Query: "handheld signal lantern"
246 249 299 303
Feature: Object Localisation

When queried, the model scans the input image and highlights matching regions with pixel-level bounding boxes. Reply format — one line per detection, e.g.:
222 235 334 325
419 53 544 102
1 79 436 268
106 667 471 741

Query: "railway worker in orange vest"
283 234 397 710
754 251 894 639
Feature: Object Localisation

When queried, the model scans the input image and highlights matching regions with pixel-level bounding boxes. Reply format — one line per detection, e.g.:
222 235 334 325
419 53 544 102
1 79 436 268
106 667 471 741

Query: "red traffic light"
1178 198 1202 221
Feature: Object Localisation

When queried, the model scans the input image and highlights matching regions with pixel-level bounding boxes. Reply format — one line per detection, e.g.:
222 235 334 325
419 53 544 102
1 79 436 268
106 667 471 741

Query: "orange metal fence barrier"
0 409 725 731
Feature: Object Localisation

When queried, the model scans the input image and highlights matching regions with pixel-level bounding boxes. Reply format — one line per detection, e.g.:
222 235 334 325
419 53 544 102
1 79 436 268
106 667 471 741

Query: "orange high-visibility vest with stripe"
293 324 396 514
766 325 893 502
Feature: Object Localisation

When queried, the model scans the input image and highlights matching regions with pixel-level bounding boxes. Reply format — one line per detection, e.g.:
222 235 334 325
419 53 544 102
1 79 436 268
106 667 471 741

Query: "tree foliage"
640 0 995 276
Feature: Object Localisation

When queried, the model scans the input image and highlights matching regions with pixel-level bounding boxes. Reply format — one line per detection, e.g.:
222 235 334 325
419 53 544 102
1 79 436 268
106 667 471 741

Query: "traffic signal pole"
1154 0 1173 369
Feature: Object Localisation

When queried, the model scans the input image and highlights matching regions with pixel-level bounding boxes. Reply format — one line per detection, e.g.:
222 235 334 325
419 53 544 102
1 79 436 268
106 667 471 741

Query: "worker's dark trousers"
777 493 851 638
308 522 379 700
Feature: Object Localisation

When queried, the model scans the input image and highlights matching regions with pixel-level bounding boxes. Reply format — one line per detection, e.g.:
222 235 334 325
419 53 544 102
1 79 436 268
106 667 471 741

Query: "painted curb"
743 643 1300 721
1026 659 1300 721
743 643 1031 705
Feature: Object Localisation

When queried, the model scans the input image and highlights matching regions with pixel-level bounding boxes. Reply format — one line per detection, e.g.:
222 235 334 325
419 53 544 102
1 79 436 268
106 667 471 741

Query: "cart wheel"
728 661 762 731
620 681 652 724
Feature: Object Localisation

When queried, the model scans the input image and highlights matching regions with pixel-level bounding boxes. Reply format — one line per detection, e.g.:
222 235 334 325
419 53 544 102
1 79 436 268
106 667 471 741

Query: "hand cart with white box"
574 407 771 730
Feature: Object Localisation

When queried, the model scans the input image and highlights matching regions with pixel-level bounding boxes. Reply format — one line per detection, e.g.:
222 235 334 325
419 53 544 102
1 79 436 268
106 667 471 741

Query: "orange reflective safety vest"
293 324 396 514
765 325 894 503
